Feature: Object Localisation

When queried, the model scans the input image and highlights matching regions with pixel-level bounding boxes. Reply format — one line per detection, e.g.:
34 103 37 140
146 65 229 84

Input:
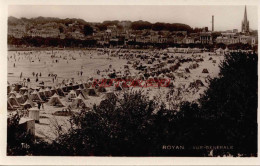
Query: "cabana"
71 94 86 109
30 90 43 102
8 94 20 108
48 93 65 107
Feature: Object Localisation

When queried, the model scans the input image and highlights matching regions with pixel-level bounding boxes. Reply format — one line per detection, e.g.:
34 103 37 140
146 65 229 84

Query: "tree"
59 26 64 33
83 24 93 36
199 52 258 156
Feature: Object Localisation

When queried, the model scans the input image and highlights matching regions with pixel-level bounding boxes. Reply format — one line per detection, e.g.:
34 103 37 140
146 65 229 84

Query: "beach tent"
16 93 25 104
61 84 70 92
30 90 43 102
23 91 29 101
224 47 230 53
185 68 190 73
75 86 85 96
55 86 65 96
8 89 17 97
216 48 224 55
114 83 122 91
48 93 65 107
19 87 28 94
38 88 47 101
103 90 116 100
8 95 20 107
7 100 13 110
138 73 145 80
14 84 22 92
190 80 204 89
202 68 209 73
67 90 77 99
72 83 80 90
71 94 86 109
96 86 106 93
87 88 96 96
7 85 11 94
44 87 52 98
51 86 58 96
158 73 165 79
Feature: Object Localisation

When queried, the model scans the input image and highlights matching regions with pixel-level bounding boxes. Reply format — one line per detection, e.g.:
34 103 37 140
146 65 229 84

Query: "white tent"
7 100 13 110
38 88 47 101
30 90 43 102
51 86 58 95
44 87 52 98
87 88 96 96
8 90 17 97
67 90 77 99
224 47 230 53
16 93 25 104
8 95 20 107
71 94 86 108
48 93 65 107
216 48 224 55
20 87 28 94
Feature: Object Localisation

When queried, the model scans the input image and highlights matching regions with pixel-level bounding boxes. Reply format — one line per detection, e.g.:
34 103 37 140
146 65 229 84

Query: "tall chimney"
212 15 214 32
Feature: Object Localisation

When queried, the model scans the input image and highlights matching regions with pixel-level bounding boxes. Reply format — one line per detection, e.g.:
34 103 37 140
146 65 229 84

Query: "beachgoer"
37 102 41 110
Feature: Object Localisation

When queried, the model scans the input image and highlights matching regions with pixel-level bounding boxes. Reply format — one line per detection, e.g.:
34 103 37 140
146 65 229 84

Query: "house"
8 24 27 38
239 35 251 44
183 36 195 44
200 32 212 44
158 36 168 43
28 28 60 38
69 30 85 40
150 35 159 43
216 36 240 45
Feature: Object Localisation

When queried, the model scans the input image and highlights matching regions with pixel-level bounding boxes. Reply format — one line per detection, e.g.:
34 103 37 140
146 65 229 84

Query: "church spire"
244 5 248 23
242 5 249 33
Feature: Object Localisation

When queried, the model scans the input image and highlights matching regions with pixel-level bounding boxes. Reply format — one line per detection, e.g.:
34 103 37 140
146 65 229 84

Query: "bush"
7 52 257 156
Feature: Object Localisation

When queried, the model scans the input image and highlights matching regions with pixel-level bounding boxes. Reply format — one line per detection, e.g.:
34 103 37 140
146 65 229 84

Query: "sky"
8 5 258 31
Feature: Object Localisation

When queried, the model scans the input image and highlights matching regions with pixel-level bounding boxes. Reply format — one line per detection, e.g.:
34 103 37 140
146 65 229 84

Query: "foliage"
7 112 34 155
7 52 257 157
199 52 258 156
83 24 94 36
8 36 97 48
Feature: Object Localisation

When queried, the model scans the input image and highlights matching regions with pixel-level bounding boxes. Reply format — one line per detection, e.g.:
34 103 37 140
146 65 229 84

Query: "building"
8 24 27 38
150 35 159 43
158 36 168 43
200 32 212 44
216 36 240 45
183 36 195 44
233 29 238 33
69 30 85 40
28 28 60 38
241 6 250 34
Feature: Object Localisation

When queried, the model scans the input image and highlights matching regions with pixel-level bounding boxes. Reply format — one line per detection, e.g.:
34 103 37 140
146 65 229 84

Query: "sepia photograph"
2 1 259 161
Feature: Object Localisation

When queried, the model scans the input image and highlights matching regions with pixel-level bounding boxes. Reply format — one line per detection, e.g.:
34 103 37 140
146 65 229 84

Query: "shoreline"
8 46 98 52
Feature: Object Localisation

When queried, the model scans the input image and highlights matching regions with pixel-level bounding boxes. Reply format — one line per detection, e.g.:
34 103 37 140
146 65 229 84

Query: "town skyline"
8 5 258 31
